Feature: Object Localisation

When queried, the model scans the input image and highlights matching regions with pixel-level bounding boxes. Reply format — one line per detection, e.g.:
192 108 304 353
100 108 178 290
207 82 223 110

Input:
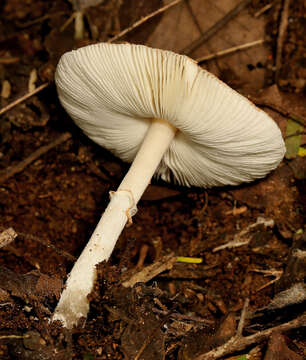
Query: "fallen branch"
275 0 291 82
0 83 49 117
181 0 252 55
0 132 71 185
195 312 306 360
196 39 265 64
108 0 183 43
122 253 177 288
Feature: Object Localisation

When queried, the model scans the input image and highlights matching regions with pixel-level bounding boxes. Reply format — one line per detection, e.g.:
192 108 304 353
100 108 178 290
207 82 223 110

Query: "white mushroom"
53 43 285 328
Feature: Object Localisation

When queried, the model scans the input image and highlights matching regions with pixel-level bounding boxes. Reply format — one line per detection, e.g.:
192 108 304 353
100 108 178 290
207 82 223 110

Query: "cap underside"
55 43 285 187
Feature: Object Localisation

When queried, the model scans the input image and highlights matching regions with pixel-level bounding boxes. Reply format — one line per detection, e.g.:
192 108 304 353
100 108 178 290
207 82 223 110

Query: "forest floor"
0 0 305 359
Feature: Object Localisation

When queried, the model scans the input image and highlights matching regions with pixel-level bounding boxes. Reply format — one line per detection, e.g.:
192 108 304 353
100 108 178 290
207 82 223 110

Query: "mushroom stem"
53 118 177 328
118 118 177 202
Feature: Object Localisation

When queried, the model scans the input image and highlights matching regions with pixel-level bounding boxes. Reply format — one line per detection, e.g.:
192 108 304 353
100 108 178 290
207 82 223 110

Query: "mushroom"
53 43 285 328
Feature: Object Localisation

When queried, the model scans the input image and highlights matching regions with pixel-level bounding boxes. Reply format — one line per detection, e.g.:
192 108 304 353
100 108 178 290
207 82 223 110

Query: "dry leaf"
0 228 17 249
264 332 302 360
1 80 11 99
147 0 269 92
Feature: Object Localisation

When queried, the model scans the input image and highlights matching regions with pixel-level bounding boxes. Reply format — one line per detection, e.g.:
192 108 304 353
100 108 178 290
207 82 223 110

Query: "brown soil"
0 1 305 359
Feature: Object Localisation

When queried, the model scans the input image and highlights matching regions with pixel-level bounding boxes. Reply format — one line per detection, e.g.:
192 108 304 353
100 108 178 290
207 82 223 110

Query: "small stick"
184 0 203 35
196 39 265 63
181 0 252 55
195 313 306 360
0 334 29 340
275 0 291 82
237 298 249 336
17 11 66 28
0 83 49 117
153 307 214 325
254 3 274 18
60 12 76 32
0 132 71 185
122 253 176 288
136 244 149 268
252 269 283 292
0 57 19 65
108 0 183 43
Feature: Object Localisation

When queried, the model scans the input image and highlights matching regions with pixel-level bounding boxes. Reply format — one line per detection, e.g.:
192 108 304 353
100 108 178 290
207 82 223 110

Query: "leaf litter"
0 0 305 359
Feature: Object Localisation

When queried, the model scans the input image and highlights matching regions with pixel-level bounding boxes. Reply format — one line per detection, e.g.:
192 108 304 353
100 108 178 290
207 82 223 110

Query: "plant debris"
0 0 305 359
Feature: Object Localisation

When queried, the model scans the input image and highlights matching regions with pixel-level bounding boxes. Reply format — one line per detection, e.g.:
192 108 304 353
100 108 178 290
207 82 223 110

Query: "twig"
184 0 203 35
196 39 265 63
0 132 71 185
254 3 274 18
195 313 306 360
251 269 283 292
0 57 19 65
136 244 149 268
0 83 49 117
122 253 177 288
181 0 252 55
275 0 291 82
60 12 76 32
237 298 249 336
213 217 274 252
153 307 214 325
0 334 29 340
108 0 183 43
17 11 66 28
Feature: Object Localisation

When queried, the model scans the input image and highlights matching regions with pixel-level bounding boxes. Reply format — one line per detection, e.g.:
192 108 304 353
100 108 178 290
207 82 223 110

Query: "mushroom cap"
55 43 285 187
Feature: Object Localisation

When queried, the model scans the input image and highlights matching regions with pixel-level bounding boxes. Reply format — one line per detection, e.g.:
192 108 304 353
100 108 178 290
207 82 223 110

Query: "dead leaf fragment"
264 332 302 360
0 266 62 303
0 227 17 249
121 312 165 360
148 0 270 92
1 80 11 99
275 232 306 293
285 119 304 159
267 283 306 311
